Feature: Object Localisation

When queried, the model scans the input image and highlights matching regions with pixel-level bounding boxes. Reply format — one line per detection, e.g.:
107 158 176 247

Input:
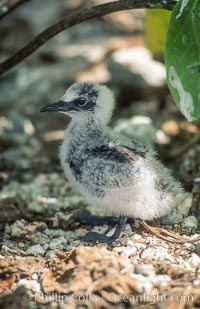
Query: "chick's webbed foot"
79 216 127 244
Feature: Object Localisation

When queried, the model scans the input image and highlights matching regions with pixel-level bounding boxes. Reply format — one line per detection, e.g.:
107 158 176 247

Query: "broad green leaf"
145 9 171 56
165 0 200 121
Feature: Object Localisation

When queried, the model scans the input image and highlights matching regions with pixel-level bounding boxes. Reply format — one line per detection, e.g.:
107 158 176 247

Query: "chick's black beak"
40 100 66 113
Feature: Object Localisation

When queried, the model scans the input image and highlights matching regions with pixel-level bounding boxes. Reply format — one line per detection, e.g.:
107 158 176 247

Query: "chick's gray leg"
79 216 127 244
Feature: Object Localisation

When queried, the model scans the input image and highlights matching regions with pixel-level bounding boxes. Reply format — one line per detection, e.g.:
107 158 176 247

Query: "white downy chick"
41 82 184 243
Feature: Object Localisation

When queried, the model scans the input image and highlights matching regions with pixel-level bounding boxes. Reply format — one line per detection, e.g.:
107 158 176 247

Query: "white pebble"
49 236 67 250
193 279 200 286
133 234 142 240
182 216 198 229
27 244 45 255
188 253 200 266
32 273 38 280
177 195 192 216
113 246 137 258
135 264 155 276
141 247 171 262
18 279 41 293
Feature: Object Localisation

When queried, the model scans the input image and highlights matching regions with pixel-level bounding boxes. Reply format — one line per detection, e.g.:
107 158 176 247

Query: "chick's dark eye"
77 97 87 107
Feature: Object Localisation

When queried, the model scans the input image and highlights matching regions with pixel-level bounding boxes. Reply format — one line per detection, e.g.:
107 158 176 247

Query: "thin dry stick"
0 0 176 75
140 220 200 244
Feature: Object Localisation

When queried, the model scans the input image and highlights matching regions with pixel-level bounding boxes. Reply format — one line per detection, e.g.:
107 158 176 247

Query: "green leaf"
165 0 200 121
145 9 171 56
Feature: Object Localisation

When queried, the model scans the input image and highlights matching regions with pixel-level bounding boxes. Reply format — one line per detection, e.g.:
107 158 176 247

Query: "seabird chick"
40 81 184 243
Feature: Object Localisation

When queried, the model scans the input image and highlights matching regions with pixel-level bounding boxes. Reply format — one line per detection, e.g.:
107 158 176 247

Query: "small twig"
0 0 32 21
0 0 176 75
140 220 200 243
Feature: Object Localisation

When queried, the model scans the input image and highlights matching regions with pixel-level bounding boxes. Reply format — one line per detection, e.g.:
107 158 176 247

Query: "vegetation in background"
165 0 200 121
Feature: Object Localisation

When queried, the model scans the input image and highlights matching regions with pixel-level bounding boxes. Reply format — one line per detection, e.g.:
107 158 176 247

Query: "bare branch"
0 0 32 21
0 0 176 76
